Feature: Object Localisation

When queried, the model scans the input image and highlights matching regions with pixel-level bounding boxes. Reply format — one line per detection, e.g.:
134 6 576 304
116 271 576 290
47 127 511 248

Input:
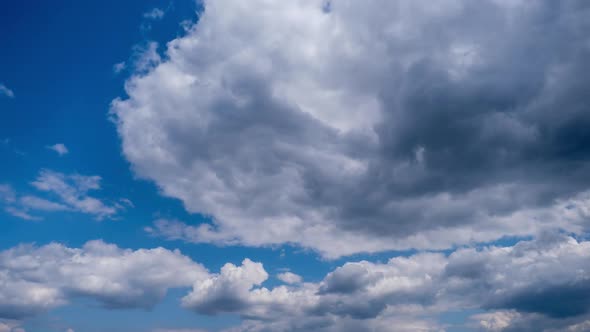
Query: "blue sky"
1 1 590 332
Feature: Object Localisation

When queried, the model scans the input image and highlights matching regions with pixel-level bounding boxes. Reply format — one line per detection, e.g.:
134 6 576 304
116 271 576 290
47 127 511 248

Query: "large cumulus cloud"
0 240 207 319
183 235 590 332
112 0 590 256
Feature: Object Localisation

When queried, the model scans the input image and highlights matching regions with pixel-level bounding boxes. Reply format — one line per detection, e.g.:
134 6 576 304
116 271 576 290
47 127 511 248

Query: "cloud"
182 259 268 315
144 8 165 20
3 207 41 221
0 240 207 319
130 42 161 73
112 0 590 257
47 144 68 156
0 84 14 98
0 320 24 332
19 196 69 212
277 272 302 285
113 62 126 74
181 235 590 331
1 236 589 330
0 185 16 204
1 170 128 221
30 170 120 219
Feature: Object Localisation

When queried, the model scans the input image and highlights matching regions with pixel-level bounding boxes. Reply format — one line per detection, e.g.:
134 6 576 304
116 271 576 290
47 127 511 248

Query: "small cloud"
0 84 14 98
113 62 126 74
119 198 135 208
47 143 69 156
0 184 16 203
277 271 303 284
5 206 41 221
144 8 165 20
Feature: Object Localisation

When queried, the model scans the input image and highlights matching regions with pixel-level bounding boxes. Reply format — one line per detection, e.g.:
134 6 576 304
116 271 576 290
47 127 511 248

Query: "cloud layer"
184 235 590 332
112 0 590 257
1 235 589 331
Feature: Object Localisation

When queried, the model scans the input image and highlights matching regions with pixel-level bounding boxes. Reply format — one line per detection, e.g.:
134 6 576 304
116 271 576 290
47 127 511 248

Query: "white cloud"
112 0 590 258
181 235 590 331
0 84 14 98
0 320 24 332
277 272 302 285
144 8 165 20
182 259 268 315
30 170 120 219
3 207 41 221
0 240 207 319
1 236 589 330
2 170 129 221
113 62 126 73
0 185 16 204
47 144 68 156
131 42 161 73
19 196 69 212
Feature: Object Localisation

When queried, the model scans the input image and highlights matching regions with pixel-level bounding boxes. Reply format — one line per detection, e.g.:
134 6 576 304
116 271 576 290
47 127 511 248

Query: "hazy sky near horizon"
1 1 590 331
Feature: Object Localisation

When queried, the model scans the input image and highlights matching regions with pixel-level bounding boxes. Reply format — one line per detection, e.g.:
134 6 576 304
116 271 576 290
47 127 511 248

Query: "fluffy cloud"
0 320 24 332
112 0 590 257
47 143 69 156
182 259 268 315
0 240 207 319
2 236 589 331
277 272 302 285
181 235 590 331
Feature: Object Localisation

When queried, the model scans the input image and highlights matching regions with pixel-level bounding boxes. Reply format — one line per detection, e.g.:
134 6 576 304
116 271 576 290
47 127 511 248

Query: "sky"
1 1 590 331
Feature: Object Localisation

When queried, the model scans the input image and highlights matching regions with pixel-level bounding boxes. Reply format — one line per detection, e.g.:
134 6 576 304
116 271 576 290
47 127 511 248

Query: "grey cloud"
112 0 590 257
183 236 590 331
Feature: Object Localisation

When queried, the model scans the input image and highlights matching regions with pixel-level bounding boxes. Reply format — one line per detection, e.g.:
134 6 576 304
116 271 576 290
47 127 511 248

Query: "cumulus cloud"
0 240 207 319
47 143 68 156
181 235 590 331
182 259 268 315
0 84 14 98
277 272 302 285
1 236 589 330
112 0 590 257
0 320 24 332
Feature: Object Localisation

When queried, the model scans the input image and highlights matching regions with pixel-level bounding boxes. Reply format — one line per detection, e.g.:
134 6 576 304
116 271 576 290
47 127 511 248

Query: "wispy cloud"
113 61 126 74
0 84 14 98
30 170 119 219
143 8 165 20
1 170 130 221
4 206 41 221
